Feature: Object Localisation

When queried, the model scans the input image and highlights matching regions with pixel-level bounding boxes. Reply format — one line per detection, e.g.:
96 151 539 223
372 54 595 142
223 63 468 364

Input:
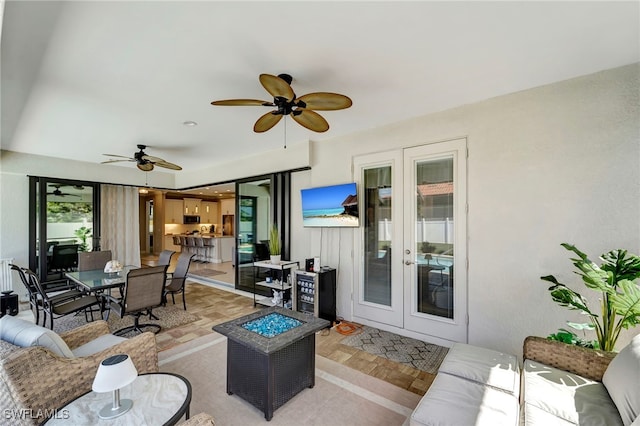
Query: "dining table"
65 265 138 294
65 266 139 318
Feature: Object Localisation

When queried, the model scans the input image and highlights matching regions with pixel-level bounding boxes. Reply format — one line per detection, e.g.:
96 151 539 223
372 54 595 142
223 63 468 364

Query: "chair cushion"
523 359 623 425
0 315 74 358
603 334 640 426
438 342 520 397
72 333 127 357
410 372 519 426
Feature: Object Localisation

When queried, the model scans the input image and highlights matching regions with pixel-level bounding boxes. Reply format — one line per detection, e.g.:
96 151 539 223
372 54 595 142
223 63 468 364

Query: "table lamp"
92 354 138 419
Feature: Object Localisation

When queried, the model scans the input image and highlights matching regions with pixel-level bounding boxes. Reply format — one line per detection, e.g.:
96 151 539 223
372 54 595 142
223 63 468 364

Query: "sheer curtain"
100 184 141 267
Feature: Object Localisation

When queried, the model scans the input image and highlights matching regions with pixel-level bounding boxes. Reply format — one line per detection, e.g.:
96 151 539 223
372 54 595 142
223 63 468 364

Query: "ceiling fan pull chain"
283 115 287 149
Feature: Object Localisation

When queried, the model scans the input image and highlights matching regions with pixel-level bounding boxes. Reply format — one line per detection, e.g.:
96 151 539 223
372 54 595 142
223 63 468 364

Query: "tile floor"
145 254 435 396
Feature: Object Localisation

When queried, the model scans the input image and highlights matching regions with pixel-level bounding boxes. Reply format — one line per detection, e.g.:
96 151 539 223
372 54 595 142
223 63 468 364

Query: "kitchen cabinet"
201 201 218 224
165 199 183 224
220 237 234 262
183 198 202 215
220 198 235 215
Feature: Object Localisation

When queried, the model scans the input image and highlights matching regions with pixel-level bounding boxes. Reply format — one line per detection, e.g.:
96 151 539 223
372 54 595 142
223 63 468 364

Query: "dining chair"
9 264 84 326
163 252 194 310
49 244 79 279
158 250 175 267
104 265 168 336
78 250 112 271
24 268 101 330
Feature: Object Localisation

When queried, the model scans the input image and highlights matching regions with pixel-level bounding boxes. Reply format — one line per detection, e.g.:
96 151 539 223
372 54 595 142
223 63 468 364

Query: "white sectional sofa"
410 334 640 426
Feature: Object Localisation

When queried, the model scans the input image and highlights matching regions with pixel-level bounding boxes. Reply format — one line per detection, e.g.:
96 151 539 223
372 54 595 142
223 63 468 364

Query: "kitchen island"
165 234 234 263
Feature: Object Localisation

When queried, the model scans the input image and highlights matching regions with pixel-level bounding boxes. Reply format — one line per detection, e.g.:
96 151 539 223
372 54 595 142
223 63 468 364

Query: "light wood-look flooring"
145 254 435 396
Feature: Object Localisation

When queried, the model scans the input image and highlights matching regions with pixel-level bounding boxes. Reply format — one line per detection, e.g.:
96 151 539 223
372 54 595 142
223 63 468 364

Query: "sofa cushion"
0 315 74 358
71 333 127 357
438 342 520 397
523 359 623 425
410 372 519 426
602 334 640 426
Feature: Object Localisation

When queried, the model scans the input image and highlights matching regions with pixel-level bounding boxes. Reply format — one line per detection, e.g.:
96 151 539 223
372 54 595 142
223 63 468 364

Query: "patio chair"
49 244 79 279
104 265 168 336
158 249 175 267
10 264 84 326
24 268 101 330
77 250 112 271
163 252 194 310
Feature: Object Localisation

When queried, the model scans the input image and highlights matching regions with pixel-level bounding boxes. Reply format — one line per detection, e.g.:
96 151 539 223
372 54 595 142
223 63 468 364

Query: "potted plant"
541 243 640 352
268 225 281 264
74 226 92 252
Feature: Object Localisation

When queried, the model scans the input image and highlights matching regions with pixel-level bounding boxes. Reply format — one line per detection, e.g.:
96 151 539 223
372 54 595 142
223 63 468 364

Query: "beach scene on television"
301 183 360 227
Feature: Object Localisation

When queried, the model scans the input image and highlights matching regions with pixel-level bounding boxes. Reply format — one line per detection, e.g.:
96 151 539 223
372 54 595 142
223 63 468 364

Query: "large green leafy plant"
541 243 640 352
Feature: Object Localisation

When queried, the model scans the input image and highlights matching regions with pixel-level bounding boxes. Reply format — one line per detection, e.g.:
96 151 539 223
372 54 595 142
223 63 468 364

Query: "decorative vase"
270 255 281 264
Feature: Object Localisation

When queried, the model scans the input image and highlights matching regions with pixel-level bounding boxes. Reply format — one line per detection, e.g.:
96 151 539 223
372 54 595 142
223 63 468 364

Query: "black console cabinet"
293 267 336 324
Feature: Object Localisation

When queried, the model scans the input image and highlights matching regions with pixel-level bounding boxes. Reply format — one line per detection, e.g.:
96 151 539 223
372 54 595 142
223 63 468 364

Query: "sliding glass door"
29 177 100 283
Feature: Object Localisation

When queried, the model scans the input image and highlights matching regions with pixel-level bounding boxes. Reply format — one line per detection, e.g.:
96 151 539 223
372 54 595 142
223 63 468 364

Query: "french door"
353 138 467 343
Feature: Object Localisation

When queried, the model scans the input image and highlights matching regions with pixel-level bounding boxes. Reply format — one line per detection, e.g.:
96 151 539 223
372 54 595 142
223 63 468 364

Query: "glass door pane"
414 158 454 319
363 166 392 306
236 178 271 293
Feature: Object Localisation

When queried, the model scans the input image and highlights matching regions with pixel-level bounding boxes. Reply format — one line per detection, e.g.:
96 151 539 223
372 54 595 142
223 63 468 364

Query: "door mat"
340 325 448 374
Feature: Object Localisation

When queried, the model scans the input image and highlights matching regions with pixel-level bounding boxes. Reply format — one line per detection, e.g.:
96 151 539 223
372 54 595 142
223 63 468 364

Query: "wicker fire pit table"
213 306 330 421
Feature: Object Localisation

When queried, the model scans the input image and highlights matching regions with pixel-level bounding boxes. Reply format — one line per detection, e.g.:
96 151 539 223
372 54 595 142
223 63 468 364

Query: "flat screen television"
301 182 360 227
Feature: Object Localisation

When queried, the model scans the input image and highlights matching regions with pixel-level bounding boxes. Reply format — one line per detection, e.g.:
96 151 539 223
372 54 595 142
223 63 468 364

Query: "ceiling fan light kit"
211 73 352 133
101 144 182 171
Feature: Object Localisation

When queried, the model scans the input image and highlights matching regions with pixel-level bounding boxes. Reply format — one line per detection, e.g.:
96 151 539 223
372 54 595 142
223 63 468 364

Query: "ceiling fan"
47 184 80 198
211 73 352 133
101 144 182 171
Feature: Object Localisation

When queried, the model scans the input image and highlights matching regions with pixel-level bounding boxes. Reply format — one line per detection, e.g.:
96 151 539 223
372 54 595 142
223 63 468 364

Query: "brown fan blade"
137 163 154 172
259 74 295 102
154 160 182 171
140 154 165 163
211 99 275 107
254 112 283 133
292 109 329 132
297 93 352 111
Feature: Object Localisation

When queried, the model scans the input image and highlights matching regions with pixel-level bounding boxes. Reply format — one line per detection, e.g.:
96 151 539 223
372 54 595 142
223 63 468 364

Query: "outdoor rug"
51 304 200 336
159 333 421 425
340 325 449 375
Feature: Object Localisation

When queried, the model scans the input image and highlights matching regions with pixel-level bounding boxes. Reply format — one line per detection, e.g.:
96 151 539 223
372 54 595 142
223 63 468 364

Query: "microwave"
183 215 200 224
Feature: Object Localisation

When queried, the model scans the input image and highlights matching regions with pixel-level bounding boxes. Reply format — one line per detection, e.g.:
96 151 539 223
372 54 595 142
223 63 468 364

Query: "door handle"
404 260 415 265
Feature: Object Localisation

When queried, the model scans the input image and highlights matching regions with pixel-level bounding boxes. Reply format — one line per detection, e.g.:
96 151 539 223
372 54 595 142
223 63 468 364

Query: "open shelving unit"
252 260 299 308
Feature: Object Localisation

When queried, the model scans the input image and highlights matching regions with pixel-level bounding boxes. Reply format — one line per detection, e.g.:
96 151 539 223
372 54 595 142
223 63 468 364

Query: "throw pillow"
0 315 74 358
603 334 640 426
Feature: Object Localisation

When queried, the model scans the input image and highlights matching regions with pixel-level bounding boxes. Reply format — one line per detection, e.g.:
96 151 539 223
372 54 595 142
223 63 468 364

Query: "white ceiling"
2 1 639 174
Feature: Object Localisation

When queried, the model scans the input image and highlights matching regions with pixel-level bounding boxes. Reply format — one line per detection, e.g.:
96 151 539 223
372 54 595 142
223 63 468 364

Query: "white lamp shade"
92 354 138 393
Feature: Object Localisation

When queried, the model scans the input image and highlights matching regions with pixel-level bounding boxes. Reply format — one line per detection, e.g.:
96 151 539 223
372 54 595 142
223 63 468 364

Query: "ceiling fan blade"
103 153 134 159
292 109 329 132
154 160 182 171
254 112 283 133
137 163 154 172
259 74 295 102
297 92 353 111
101 159 134 164
140 154 165 163
211 99 275 107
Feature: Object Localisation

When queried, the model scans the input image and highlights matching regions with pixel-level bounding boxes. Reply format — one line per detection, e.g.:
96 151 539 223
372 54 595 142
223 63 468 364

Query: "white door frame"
352 138 468 344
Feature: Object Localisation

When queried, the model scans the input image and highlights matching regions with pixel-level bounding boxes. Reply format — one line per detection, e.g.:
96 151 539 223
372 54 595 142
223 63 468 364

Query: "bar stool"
202 238 215 263
195 237 205 262
185 236 196 259
172 235 182 252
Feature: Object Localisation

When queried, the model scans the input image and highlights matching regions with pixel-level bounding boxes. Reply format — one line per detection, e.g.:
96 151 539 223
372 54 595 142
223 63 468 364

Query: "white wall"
1 64 638 356
289 63 640 356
